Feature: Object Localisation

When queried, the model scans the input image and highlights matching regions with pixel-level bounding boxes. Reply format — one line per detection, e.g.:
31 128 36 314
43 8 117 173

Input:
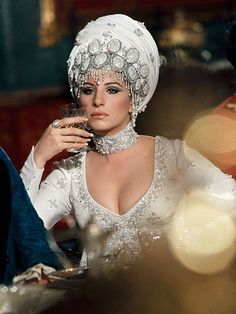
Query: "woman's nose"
92 90 104 107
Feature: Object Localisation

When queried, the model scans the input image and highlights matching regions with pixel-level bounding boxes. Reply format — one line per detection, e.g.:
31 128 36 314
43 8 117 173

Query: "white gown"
21 136 236 265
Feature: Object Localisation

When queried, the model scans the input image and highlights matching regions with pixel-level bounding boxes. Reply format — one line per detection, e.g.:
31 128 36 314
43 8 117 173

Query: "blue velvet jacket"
0 147 61 284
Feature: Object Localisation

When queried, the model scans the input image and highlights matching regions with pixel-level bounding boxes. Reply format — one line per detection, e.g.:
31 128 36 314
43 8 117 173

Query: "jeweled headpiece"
67 14 159 125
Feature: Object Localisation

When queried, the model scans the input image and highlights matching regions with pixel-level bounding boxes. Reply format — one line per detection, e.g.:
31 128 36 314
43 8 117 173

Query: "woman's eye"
81 88 94 95
107 87 119 94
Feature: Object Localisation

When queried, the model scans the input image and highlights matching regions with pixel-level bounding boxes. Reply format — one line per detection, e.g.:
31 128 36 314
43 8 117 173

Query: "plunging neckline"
82 136 159 217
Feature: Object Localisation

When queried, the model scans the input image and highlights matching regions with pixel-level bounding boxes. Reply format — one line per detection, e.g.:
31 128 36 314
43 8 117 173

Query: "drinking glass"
61 103 88 153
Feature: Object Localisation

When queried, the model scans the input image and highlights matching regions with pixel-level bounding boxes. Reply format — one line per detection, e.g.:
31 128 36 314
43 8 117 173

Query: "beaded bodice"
65 136 182 264
25 135 236 266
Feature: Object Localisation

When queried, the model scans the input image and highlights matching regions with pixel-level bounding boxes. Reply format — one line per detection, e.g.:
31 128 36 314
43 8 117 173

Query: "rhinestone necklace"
93 122 139 155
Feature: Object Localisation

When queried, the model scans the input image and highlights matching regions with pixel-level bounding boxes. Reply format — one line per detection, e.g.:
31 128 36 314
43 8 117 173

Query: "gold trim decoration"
39 0 60 47
159 10 205 49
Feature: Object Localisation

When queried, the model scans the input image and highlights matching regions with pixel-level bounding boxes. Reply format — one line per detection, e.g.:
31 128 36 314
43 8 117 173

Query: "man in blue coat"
0 147 61 285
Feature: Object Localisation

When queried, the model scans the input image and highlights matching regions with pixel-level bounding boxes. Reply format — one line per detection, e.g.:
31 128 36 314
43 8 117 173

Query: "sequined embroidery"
70 136 169 263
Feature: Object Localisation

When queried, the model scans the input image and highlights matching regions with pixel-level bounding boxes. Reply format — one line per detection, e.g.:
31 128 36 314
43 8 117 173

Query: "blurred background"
0 0 236 169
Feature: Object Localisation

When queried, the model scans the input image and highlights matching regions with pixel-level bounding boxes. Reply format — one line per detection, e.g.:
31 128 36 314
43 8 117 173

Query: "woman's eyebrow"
82 81 123 87
104 82 123 87
82 82 94 86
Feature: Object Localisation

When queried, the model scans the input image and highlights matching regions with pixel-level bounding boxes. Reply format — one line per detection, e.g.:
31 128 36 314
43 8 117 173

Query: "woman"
0 147 61 285
21 14 236 266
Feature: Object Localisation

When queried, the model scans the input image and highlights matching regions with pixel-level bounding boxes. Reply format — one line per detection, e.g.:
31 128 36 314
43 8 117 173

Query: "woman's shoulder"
138 134 184 155
140 134 184 149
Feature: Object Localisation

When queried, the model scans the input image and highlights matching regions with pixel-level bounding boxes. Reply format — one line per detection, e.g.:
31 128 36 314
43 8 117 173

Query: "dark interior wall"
0 1 236 94
0 0 73 92
136 64 236 139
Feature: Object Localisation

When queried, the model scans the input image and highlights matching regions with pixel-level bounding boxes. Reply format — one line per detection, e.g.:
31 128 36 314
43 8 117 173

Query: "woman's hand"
24 270 50 286
34 116 93 169
12 263 57 286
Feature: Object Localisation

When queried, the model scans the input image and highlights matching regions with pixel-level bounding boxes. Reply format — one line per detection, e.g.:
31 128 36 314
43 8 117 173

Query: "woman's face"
79 72 132 136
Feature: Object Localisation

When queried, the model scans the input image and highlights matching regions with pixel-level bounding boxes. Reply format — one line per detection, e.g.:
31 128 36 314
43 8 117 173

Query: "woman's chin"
90 122 110 135
90 120 130 136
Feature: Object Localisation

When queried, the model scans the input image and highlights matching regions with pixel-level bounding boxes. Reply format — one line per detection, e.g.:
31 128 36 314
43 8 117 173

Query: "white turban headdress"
67 14 159 124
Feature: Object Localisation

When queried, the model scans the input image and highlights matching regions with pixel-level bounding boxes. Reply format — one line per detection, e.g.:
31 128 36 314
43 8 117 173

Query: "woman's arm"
20 147 44 200
173 139 236 211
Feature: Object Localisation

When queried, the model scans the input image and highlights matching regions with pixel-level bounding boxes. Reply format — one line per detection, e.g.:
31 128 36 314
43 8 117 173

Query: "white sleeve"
172 139 236 211
20 147 72 230
20 147 44 201
31 165 72 230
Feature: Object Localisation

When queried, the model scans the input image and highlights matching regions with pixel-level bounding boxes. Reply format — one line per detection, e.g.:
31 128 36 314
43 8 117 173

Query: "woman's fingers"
60 134 91 144
33 119 93 169
59 116 88 128
59 127 93 138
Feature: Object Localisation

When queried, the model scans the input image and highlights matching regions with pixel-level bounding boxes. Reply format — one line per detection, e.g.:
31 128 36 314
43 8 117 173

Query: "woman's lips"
91 112 108 119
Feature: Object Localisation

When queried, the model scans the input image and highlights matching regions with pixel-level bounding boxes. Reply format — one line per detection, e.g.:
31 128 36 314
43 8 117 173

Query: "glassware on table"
81 217 114 277
60 103 89 153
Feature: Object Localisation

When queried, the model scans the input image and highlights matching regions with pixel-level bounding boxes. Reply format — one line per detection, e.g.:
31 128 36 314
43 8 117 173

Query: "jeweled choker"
93 122 139 155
